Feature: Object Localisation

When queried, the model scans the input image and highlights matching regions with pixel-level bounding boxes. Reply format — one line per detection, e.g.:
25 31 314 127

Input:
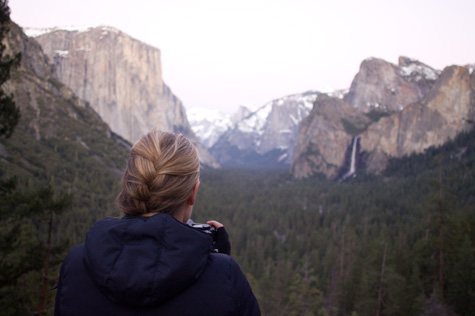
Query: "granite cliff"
292 57 474 179
344 57 439 112
360 65 474 173
3 23 113 143
1 21 130 190
26 26 217 167
291 95 370 179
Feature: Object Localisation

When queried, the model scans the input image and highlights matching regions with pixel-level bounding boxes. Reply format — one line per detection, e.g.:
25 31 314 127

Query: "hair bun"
116 130 200 216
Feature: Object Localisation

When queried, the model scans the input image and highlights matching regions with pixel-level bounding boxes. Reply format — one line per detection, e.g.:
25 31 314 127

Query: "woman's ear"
187 180 200 205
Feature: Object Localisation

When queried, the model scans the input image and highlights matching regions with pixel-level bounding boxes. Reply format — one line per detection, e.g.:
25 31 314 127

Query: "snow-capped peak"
187 107 228 123
236 91 319 137
397 57 440 82
187 107 233 148
237 102 273 135
24 25 117 38
467 64 474 75
316 85 335 94
399 63 440 81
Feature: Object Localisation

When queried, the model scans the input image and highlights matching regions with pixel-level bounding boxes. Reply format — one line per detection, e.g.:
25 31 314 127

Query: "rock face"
210 91 319 168
292 57 474 179
360 65 475 172
344 57 439 112
2 21 130 176
26 26 217 167
291 95 370 179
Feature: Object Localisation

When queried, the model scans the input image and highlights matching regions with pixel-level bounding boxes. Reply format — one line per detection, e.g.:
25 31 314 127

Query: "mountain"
187 105 254 148
344 56 439 112
25 25 217 167
360 65 474 173
292 57 474 179
209 91 325 168
291 94 371 179
1 22 131 222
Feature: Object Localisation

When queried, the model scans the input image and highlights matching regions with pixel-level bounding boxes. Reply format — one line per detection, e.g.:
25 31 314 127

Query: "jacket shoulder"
207 253 261 316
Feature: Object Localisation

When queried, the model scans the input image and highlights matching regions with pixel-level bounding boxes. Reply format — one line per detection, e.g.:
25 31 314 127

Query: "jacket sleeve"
229 258 261 316
214 227 231 255
54 246 72 316
54 244 85 316
54 261 64 316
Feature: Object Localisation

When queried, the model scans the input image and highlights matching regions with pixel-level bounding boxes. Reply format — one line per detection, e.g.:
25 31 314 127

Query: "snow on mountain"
237 103 272 135
210 90 321 167
328 88 348 99
24 25 107 37
344 56 439 113
187 105 254 148
187 108 232 148
467 64 474 75
237 92 316 138
399 63 440 81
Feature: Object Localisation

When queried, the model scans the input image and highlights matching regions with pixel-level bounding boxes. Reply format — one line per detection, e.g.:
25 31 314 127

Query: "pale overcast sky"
9 0 475 113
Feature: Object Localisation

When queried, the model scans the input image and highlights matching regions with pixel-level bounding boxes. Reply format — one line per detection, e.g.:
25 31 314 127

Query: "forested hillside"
194 128 475 316
0 7 130 314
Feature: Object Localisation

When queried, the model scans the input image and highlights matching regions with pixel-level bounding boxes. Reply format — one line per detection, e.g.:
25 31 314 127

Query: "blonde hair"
116 130 200 216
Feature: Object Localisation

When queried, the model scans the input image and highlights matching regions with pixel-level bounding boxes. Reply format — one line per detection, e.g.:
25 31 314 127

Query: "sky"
9 0 475 114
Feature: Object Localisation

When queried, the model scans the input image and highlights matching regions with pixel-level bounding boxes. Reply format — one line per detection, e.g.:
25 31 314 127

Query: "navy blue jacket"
54 213 260 316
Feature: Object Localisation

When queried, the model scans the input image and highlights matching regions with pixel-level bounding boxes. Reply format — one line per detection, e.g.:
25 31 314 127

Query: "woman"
54 130 260 316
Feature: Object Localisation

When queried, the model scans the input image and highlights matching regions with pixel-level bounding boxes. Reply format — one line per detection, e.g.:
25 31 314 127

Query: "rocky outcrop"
4 23 96 138
344 57 439 112
291 57 474 179
26 26 217 167
291 95 371 179
4 25 54 80
2 22 130 178
360 65 474 172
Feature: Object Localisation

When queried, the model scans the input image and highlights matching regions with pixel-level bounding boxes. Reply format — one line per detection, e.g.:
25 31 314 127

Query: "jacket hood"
83 213 213 307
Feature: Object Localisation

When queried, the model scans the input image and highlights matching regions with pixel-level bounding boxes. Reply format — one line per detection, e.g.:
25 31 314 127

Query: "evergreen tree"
0 2 72 314
446 236 475 315
288 256 325 316
0 184 72 315
0 0 20 139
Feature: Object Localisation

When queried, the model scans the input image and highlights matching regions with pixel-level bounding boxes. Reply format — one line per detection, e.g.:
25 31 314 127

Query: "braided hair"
116 130 200 216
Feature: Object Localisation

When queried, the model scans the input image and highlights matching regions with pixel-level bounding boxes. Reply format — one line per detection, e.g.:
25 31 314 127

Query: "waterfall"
342 136 359 180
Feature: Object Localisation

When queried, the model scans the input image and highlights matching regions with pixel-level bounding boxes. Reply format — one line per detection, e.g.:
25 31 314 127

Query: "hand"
206 220 224 229
206 220 231 255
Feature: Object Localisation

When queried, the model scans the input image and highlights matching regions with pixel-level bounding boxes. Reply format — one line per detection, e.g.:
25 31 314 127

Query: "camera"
186 219 216 239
